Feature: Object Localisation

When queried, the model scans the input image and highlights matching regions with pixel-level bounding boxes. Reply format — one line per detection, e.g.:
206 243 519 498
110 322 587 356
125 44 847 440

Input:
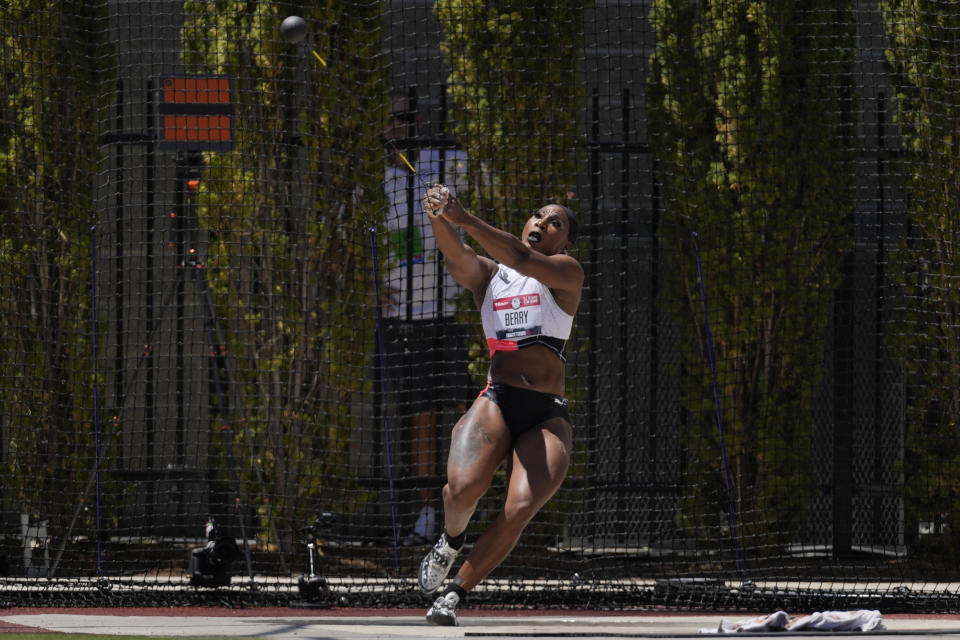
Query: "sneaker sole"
426 612 457 626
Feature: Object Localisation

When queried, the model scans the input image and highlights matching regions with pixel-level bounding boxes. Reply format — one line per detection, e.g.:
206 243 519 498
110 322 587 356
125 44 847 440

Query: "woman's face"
522 205 572 255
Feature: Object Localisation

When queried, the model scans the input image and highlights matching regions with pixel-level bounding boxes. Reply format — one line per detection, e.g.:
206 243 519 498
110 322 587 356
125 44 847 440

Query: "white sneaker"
418 534 459 594
426 591 459 626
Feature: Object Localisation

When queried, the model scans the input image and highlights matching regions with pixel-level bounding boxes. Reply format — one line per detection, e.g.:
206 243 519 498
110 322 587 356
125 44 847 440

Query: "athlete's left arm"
510 251 583 315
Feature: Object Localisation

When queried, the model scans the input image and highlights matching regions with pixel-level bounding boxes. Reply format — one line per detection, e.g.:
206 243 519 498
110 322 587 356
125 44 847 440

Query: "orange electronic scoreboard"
157 76 234 151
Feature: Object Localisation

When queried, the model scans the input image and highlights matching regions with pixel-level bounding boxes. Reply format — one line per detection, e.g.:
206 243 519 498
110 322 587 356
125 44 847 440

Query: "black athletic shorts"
479 382 571 441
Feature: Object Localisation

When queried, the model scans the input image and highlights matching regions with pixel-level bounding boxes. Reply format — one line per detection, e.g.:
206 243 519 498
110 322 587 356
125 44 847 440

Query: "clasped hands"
423 184 468 224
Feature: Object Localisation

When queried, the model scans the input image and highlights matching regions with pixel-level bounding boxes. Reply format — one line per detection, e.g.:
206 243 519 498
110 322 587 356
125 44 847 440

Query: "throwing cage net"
1 0 959 611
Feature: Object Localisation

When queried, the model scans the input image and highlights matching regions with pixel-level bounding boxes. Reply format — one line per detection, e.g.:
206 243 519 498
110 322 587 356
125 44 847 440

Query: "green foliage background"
0 0 107 534
883 0 960 553
648 0 857 550
435 0 585 227
179 0 386 556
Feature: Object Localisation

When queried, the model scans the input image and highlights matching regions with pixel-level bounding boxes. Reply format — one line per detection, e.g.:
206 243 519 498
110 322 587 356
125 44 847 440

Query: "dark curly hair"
558 205 580 244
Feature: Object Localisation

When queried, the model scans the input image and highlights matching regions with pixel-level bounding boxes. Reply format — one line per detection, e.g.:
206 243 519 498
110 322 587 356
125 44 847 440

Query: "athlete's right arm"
429 207 496 296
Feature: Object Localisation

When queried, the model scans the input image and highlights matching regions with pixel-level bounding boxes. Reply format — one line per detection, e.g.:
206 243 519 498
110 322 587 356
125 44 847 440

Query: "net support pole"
91 224 103 576
370 227 402 578
833 251 855 558
692 231 746 582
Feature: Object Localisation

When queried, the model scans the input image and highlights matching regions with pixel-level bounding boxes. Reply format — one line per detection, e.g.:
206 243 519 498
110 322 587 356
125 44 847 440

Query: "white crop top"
481 264 575 360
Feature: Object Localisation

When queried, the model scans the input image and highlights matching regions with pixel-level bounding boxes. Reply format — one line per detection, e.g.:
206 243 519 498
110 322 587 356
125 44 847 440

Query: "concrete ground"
1 608 960 640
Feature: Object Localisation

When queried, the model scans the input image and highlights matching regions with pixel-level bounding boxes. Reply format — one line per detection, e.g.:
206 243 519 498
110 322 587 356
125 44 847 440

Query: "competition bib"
486 293 542 352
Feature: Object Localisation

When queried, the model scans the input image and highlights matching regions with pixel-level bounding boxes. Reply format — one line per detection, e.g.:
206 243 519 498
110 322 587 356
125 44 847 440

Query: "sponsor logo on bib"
493 294 540 311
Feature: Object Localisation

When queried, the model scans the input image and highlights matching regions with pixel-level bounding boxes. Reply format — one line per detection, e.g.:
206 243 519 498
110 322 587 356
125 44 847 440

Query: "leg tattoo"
448 413 493 470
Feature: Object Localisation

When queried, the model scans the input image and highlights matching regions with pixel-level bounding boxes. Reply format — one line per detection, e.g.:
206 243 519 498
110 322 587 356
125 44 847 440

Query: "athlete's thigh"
506 417 573 509
447 395 512 484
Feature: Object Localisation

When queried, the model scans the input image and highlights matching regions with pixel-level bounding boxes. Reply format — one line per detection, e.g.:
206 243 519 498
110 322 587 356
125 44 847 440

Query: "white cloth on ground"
699 609 884 633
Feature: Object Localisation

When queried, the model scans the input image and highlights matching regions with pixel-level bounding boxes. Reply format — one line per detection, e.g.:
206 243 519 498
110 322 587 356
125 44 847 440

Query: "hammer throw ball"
281 15 308 43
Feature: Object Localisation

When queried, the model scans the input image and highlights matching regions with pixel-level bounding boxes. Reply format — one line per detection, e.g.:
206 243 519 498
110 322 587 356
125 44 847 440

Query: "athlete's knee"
503 492 540 528
443 475 488 508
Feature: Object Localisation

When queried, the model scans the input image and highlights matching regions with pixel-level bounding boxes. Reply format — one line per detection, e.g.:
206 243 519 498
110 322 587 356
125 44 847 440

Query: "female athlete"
417 184 583 626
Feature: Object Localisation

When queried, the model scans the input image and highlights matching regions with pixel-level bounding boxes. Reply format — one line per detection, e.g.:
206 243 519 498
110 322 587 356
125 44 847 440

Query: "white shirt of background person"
383 149 468 321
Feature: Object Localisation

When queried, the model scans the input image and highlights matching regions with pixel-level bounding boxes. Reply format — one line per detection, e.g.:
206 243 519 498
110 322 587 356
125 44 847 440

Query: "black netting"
1 0 959 612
